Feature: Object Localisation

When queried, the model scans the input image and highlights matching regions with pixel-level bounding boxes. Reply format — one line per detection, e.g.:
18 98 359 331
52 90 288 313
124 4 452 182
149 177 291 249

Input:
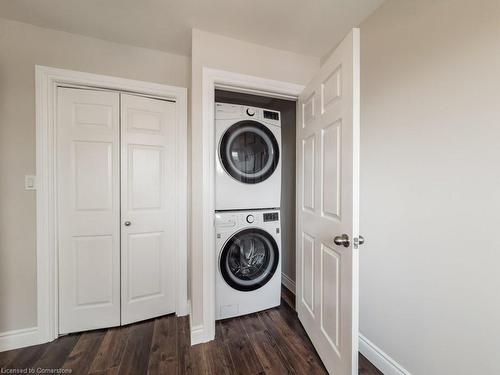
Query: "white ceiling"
0 0 384 58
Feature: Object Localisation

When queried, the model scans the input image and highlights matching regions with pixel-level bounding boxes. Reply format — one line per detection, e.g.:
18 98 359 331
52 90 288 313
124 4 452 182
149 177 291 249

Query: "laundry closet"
213 89 297 319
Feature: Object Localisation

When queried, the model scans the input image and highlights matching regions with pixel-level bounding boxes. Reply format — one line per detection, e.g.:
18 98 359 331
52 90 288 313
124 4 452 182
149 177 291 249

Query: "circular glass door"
220 228 279 291
219 120 279 184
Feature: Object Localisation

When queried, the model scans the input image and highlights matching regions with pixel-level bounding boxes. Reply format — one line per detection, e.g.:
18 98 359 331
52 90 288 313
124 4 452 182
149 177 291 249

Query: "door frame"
35 65 188 344
195 67 304 344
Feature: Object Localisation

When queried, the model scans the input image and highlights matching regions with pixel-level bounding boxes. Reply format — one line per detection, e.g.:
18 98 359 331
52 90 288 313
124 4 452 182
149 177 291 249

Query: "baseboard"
188 299 212 346
0 327 40 352
190 324 206 345
359 333 412 375
281 273 296 294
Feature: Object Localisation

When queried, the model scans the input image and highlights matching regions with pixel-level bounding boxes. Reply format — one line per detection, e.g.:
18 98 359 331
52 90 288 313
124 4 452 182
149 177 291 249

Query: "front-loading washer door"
219 120 279 184
220 228 279 292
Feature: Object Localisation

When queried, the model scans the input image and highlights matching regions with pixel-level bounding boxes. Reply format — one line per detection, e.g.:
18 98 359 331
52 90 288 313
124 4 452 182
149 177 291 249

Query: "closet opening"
35 66 188 343
214 89 298 318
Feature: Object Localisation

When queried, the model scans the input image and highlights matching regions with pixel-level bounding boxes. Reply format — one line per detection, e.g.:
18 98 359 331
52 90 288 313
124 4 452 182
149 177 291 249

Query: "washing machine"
215 209 281 320
215 103 281 211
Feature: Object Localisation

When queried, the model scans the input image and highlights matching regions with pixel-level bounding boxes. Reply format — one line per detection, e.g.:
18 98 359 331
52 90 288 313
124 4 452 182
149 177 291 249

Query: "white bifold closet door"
57 87 176 334
120 93 176 325
57 88 121 334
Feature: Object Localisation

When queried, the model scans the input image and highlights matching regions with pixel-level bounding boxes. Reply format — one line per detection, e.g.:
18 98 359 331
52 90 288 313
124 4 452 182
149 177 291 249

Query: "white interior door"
120 93 176 325
296 29 360 374
57 87 121 334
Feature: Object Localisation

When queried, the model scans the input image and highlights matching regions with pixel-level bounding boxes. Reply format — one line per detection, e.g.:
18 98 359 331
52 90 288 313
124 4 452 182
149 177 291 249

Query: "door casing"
35 65 188 344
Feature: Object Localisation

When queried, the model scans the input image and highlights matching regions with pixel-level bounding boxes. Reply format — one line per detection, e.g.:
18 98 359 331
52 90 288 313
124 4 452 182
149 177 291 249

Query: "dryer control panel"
263 110 279 121
215 103 281 127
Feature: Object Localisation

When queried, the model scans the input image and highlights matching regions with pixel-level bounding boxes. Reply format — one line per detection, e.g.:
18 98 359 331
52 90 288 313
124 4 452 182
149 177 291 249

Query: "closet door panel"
120 93 176 324
57 88 121 334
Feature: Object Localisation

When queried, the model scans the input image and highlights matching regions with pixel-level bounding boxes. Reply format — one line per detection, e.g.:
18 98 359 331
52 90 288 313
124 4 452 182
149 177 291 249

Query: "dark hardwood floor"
1 287 382 374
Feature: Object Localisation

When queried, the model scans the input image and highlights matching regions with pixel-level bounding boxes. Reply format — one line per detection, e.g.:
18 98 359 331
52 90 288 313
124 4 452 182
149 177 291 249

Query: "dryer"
215 209 281 320
215 103 281 210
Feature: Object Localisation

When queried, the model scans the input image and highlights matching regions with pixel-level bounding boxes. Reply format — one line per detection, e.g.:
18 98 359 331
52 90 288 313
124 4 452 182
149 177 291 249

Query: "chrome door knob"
333 233 350 247
353 235 365 246
124 221 131 226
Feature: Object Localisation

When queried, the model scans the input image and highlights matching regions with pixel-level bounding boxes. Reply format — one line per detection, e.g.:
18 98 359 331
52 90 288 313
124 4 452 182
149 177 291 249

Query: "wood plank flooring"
1 287 382 374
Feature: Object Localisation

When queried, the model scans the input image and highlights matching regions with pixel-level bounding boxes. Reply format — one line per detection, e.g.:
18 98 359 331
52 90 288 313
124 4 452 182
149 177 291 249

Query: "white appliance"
215 209 281 320
215 103 282 210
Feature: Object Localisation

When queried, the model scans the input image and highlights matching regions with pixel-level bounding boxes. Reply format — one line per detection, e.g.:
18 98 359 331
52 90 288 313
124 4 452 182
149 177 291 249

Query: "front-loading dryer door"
219 120 279 184
220 228 279 291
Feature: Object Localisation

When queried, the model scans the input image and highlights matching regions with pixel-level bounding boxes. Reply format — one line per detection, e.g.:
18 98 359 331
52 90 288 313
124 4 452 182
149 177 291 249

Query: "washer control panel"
263 212 279 222
215 213 237 228
216 210 280 230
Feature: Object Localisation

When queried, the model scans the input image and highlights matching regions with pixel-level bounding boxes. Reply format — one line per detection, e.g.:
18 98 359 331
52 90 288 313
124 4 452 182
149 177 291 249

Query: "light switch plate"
25 175 36 190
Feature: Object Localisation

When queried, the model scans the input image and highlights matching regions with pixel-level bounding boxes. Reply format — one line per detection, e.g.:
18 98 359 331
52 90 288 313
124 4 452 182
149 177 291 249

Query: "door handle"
358 235 365 245
333 233 350 247
124 221 131 226
353 235 365 246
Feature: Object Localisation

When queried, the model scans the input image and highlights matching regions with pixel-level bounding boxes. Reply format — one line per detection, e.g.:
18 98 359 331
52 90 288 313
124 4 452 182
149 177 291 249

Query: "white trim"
35 65 188 346
199 67 305 343
190 324 207 346
214 83 299 101
351 27 361 375
188 300 209 345
0 327 39 352
281 273 296 294
359 334 412 375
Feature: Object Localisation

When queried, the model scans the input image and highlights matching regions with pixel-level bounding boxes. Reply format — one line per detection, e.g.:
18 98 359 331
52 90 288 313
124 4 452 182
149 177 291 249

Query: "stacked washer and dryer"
215 102 282 320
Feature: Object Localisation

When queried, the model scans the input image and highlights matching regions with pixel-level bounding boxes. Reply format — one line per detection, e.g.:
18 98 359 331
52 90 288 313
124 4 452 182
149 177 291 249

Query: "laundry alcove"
214 89 298 300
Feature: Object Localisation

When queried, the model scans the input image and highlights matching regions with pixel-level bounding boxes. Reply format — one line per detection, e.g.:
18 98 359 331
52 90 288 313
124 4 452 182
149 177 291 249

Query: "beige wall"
190 29 319 328
360 0 500 373
0 17 190 333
